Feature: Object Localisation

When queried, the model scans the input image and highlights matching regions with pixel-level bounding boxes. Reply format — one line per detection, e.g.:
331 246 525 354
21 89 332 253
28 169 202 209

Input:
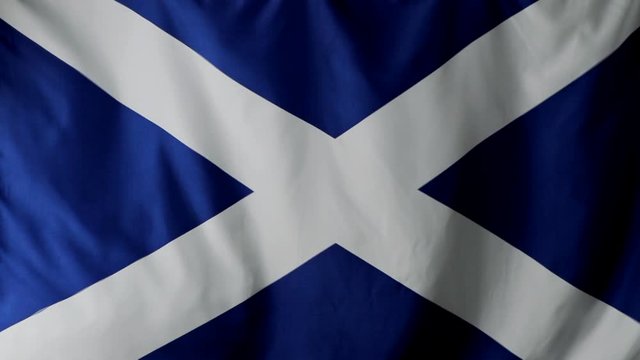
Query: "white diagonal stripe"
340 0 640 189
0 0 639 359
0 0 330 191
331 148 640 359
336 0 640 357
0 191 336 359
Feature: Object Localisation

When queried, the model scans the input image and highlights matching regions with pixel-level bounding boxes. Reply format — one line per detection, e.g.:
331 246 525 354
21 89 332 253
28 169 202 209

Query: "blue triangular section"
117 0 536 137
0 20 251 330
422 29 640 320
144 245 517 359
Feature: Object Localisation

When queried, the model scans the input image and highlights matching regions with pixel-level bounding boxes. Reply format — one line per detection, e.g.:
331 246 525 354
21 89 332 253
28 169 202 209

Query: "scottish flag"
1 0 639 358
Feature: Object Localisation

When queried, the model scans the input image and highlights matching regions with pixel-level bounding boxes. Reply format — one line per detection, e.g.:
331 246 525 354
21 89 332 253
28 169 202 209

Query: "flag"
1 0 639 358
